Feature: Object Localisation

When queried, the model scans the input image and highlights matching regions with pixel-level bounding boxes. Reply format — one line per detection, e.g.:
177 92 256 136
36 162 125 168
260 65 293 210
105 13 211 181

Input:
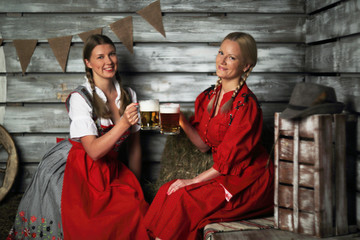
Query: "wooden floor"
210 229 360 240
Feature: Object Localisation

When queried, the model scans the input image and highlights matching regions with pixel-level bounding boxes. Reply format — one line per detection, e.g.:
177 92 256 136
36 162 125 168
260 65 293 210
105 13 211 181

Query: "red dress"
144 83 274 240
61 85 149 240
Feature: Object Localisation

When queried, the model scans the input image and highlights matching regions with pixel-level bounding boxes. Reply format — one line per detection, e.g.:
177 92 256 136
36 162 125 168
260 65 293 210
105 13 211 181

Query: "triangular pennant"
110 16 133 54
78 28 103 42
137 0 166 38
48 35 73 72
0 39 3 46
13 39 38 74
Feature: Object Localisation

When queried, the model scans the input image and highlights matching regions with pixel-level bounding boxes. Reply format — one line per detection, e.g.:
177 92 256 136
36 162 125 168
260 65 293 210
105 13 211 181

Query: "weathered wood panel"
278 208 316 235
306 0 341 14
278 161 314 188
0 14 305 43
6 73 304 103
279 138 315 164
0 76 6 103
306 0 360 43
0 135 67 164
278 185 314 212
305 35 360 73
306 75 360 113
0 103 287 133
2 43 305 73
0 0 305 13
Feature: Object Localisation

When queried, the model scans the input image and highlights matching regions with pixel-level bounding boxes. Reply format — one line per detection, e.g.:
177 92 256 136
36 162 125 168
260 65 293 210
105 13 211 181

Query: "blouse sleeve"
68 92 98 139
212 97 264 175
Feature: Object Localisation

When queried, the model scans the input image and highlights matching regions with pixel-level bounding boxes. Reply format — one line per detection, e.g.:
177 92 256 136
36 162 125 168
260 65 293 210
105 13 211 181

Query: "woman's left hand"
167 178 197 195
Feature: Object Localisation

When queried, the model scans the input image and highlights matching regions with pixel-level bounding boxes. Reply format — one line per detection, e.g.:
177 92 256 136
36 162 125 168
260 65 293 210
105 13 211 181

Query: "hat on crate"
280 82 344 120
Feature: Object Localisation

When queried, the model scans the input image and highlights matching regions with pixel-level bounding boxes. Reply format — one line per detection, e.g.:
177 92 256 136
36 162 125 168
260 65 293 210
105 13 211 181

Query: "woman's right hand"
179 111 187 128
121 102 140 127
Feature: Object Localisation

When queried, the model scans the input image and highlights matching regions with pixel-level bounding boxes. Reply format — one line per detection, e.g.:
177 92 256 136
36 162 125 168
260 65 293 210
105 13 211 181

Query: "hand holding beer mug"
160 103 180 135
139 99 160 130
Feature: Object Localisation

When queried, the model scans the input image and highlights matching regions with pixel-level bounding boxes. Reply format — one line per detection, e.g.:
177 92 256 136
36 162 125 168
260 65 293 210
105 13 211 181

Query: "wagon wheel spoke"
0 125 19 202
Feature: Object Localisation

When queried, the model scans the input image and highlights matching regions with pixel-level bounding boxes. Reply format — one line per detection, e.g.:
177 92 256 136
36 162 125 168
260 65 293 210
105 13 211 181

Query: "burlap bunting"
10 1 166 73
48 35 73 72
137 0 166 38
13 39 38 75
110 16 134 54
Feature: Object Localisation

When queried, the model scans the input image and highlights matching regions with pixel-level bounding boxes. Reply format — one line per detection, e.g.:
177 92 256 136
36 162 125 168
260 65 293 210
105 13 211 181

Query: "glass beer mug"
139 99 160 130
159 103 180 135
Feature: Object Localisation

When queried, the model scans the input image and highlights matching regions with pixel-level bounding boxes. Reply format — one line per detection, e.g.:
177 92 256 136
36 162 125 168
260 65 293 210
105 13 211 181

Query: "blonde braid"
220 66 254 113
207 77 222 113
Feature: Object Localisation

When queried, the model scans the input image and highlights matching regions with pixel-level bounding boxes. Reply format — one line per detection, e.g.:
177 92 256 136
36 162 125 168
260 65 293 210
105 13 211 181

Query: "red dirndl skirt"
61 140 149 240
144 161 274 240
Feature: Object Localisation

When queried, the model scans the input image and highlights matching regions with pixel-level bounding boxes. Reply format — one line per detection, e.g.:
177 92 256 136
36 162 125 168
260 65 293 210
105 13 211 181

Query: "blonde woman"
144 32 274 240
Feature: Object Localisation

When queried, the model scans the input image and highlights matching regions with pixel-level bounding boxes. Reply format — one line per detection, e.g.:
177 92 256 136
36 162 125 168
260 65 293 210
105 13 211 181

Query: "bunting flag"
0 39 3 46
48 35 73 72
137 0 166 38
78 28 103 42
110 16 134 54
8 1 167 73
13 39 38 74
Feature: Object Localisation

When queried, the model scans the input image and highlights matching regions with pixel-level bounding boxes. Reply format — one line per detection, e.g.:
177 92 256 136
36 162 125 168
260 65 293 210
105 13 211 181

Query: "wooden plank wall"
0 0 306 192
305 0 360 229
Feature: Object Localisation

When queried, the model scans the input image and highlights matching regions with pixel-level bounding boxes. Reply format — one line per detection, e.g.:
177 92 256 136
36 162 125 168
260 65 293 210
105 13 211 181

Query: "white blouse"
68 77 140 140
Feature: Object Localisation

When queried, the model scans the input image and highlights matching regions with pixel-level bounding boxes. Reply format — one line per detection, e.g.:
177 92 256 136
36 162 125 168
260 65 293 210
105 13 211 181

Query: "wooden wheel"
0 125 18 202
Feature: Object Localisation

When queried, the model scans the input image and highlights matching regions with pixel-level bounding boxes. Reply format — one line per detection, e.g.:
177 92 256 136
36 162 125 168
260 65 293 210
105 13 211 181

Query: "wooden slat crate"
274 113 348 238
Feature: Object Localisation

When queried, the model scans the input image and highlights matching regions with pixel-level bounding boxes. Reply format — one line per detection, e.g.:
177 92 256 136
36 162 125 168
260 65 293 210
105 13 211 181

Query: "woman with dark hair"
144 32 274 240
8 34 149 240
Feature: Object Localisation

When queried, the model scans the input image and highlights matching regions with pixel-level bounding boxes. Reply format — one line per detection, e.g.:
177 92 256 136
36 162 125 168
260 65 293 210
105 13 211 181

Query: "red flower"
32 233 36 238
19 211 25 217
52 236 56 240
30 216 37 222
42 218 45 223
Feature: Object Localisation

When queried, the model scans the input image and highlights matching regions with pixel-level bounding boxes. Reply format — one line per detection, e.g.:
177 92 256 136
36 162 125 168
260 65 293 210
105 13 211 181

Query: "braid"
207 78 222 113
87 72 112 118
220 66 254 113
115 72 131 116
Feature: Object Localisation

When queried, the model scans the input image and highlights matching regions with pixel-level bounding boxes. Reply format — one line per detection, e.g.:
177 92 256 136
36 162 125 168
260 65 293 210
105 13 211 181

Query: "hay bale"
145 129 212 201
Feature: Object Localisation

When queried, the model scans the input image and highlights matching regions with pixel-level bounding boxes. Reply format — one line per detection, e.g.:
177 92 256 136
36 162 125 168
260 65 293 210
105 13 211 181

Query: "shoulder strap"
66 85 93 111
65 85 97 122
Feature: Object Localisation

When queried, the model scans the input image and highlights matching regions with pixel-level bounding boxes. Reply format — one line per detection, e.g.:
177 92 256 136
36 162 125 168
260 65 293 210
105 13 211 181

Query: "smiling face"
216 39 250 82
85 43 118 82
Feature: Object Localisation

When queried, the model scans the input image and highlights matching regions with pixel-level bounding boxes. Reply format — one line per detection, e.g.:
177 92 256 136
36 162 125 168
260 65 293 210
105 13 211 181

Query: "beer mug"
139 99 160 130
160 103 180 135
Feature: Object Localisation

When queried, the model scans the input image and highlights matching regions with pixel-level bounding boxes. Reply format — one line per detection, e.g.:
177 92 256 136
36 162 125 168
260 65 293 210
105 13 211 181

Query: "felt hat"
280 82 344 119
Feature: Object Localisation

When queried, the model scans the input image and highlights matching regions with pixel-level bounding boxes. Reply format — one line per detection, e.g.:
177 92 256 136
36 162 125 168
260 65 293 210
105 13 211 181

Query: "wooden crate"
274 113 348 238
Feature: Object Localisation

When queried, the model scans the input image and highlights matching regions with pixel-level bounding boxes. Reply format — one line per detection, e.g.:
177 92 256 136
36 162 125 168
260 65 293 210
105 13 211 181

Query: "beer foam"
139 99 159 111
160 103 180 114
